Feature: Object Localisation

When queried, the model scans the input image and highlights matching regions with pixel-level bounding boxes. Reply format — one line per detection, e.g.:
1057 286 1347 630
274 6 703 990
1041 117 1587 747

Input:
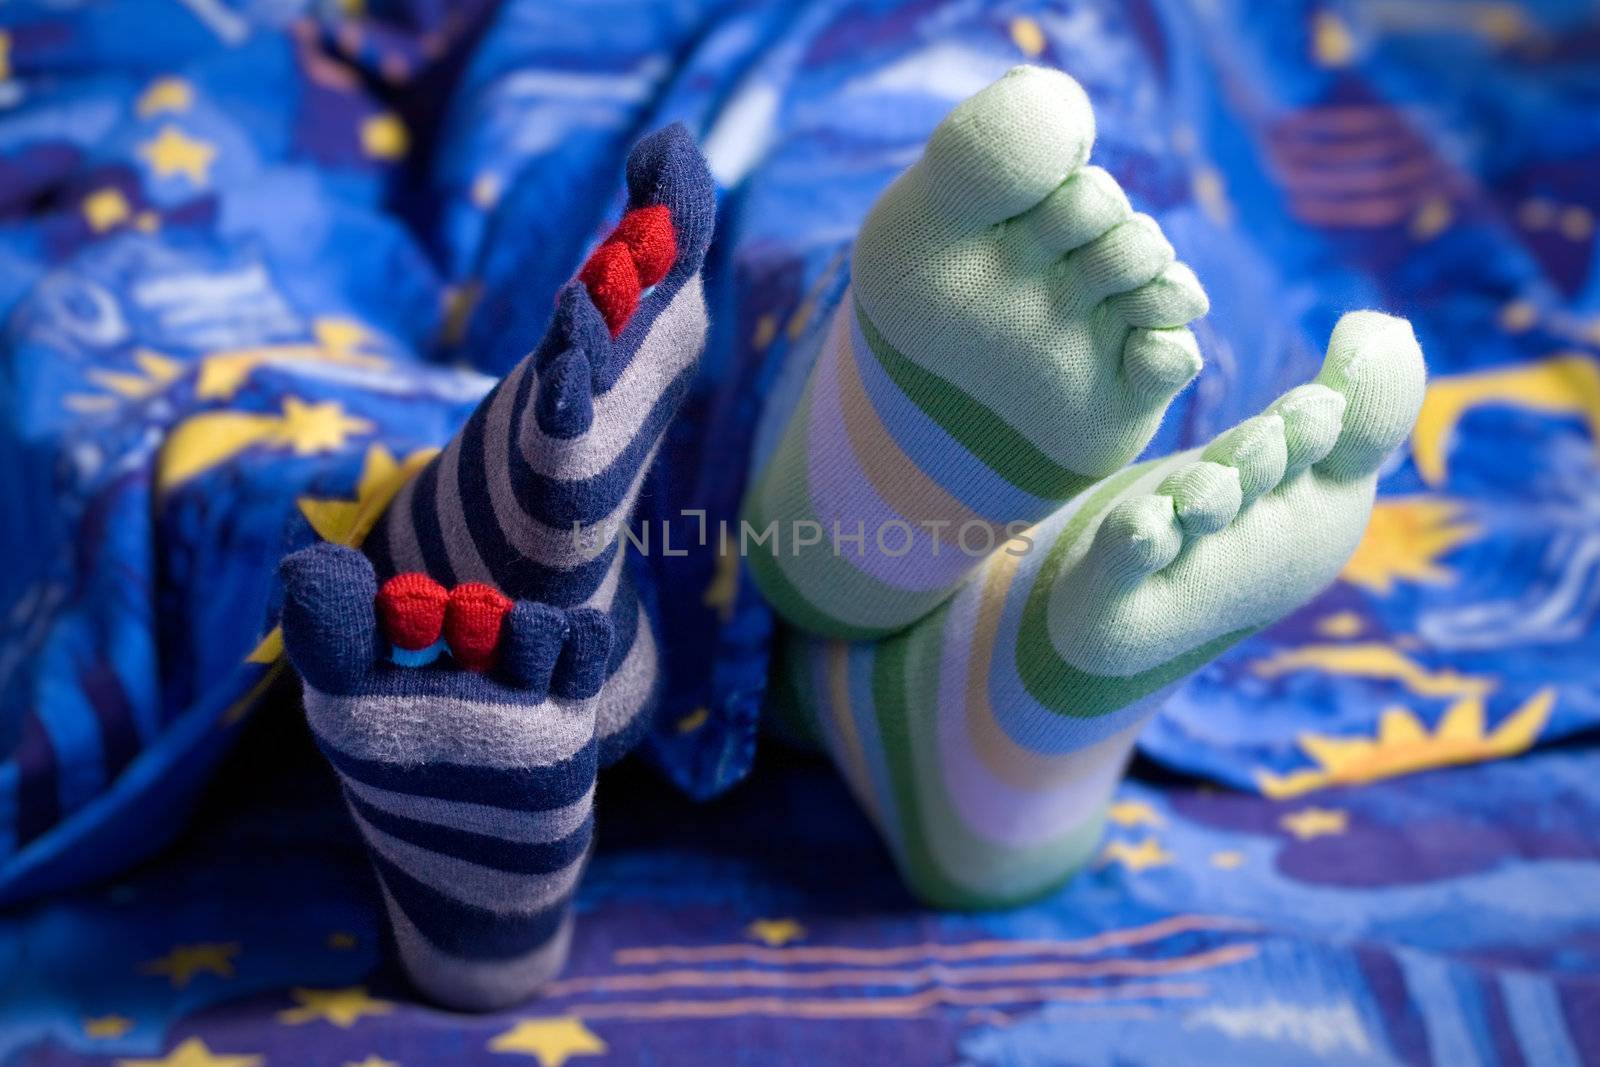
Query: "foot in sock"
746 66 1210 638
771 312 1425 907
365 123 715 764
279 543 614 1010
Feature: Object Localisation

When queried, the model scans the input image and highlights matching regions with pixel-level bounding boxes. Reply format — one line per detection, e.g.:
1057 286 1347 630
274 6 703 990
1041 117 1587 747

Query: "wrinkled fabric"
1 0 1598 1058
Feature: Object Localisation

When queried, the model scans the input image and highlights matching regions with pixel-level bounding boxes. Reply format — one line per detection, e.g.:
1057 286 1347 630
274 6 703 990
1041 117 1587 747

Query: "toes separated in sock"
279 544 612 1011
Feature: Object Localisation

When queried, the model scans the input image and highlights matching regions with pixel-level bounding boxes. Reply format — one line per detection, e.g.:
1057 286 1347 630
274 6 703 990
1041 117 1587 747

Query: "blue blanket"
2 0 1598 1063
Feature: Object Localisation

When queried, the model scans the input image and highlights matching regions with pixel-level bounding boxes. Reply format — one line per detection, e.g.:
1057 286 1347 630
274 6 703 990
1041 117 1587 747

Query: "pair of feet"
745 67 1425 906
278 65 1425 1007
278 125 716 1010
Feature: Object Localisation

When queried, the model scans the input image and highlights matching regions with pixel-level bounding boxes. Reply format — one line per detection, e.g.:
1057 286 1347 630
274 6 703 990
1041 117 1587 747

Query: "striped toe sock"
744 289 1082 641
744 68 1212 641
365 123 715 765
279 543 614 1010
770 313 1424 908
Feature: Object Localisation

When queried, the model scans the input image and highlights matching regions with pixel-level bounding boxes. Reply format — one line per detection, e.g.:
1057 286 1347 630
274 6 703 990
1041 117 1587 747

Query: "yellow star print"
137 78 194 117
139 125 217 185
1280 807 1349 840
274 397 375 454
116 1037 261 1067
1106 800 1163 829
327 931 358 951
1100 837 1174 872
1210 851 1246 870
157 399 374 494
278 986 396 1028
84 1015 135 1039
295 443 430 545
83 188 132 232
488 1017 608 1067
746 918 806 947
141 942 239 988
361 113 409 160
346 1058 399 1067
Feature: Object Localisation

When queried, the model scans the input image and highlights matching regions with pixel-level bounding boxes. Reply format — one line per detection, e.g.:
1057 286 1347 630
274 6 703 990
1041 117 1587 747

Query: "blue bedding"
2 0 1598 1063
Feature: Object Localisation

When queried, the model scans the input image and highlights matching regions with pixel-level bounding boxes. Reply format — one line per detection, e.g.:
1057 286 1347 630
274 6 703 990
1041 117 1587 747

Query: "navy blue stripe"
453 368 620 606
315 732 596 811
363 506 397 579
604 568 639 674
1558 981 1600 1067
1356 947 1432 1066
372 851 572 960
79 658 141 777
14 713 59 845
504 363 697 529
406 456 455 587
347 789 591 875
1480 974 1528 1067
597 667 659 768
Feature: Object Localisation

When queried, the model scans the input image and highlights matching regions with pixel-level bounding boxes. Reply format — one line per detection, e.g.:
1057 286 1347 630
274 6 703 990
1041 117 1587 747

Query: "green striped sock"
745 66 1209 638
770 313 1425 907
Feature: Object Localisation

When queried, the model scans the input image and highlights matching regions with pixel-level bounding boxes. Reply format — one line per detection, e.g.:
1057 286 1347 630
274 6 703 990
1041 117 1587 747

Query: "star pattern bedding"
1 0 1597 1063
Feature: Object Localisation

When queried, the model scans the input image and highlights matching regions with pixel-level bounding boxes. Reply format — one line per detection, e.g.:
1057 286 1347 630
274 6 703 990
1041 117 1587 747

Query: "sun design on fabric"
1338 497 1481 594
1256 690 1554 799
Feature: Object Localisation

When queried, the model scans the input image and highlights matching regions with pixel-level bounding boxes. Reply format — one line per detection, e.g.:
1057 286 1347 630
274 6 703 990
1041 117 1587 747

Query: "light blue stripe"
849 304 1055 523
806 645 846 780
1500 972 1581 1067
847 641 901 840
1399 953 1482 1067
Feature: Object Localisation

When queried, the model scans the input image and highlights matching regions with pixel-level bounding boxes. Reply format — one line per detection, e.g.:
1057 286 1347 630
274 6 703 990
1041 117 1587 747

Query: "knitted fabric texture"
744 68 1426 909
364 122 716 766
280 543 613 1011
745 66 1210 639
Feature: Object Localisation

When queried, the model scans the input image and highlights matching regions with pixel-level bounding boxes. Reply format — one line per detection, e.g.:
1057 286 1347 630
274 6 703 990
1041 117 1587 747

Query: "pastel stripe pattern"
279 543 614 1011
366 123 714 766
767 309 1424 909
746 292 1078 640
772 467 1250 908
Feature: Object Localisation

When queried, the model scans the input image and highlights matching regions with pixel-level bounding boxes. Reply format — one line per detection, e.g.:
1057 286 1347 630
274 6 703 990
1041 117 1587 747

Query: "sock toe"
554 608 614 699
1270 383 1347 476
1108 262 1210 328
502 601 567 696
1122 327 1202 405
1008 164 1129 261
1201 414 1288 504
1158 460 1242 536
1089 494 1182 585
920 65 1095 226
1314 311 1427 480
625 122 716 267
1064 214 1174 303
279 543 380 694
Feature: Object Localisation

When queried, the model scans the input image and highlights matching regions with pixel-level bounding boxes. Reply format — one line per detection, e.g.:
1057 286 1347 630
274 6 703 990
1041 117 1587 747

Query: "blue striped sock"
364 123 715 766
279 543 613 1011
